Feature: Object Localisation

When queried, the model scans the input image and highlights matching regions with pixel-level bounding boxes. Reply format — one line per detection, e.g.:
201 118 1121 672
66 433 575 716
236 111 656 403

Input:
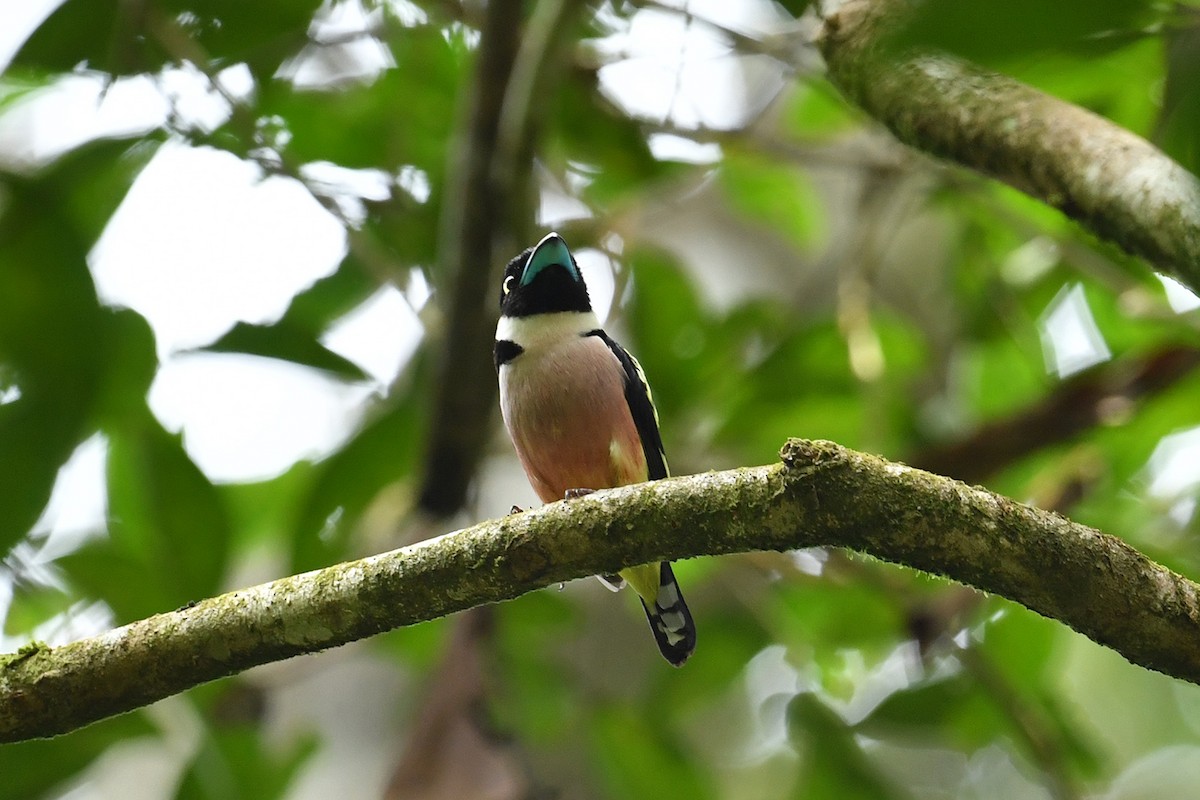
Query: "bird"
494 231 696 666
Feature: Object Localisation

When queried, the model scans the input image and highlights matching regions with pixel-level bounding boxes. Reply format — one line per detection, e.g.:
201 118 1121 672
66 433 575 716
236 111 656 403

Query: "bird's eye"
503 275 515 296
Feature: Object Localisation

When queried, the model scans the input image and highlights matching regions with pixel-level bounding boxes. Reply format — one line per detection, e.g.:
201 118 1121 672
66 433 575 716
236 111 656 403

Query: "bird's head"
499 232 592 318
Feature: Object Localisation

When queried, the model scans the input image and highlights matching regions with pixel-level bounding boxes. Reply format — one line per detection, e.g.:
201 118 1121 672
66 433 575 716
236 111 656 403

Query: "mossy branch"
3 440 1200 742
818 0 1200 296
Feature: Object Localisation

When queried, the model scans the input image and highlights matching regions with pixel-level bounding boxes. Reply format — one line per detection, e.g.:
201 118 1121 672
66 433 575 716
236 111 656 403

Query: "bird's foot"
564 488 595 500
509 505 524 515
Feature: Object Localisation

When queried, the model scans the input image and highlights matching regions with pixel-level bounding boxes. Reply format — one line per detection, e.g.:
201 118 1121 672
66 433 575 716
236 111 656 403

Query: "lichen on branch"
3 439 1200 743
817 0 1200 295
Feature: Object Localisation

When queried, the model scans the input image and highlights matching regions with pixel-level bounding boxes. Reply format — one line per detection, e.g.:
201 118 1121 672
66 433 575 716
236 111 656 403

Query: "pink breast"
502 336 647 503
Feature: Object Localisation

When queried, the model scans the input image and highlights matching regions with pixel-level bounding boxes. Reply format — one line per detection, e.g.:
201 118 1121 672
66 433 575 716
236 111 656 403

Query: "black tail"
639 562 696 667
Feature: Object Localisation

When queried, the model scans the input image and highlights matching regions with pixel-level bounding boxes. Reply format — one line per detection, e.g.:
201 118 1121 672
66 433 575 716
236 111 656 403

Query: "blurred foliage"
1157 5 1200 175
3 0 1200 799
885 0 1161 62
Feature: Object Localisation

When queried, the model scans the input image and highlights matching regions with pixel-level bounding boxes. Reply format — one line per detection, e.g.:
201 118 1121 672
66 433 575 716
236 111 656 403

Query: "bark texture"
818 0 1200 295
4 439 1200 742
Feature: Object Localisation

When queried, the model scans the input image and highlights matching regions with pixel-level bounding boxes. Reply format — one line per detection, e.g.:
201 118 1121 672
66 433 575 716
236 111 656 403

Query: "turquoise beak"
521 232 580 286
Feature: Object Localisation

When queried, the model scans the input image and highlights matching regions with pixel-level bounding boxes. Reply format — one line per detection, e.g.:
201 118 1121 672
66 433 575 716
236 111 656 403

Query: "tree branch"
817 0 1200 296
3 439 1199 742
417 0 524 516
418 0 585 516
911 344 1200 484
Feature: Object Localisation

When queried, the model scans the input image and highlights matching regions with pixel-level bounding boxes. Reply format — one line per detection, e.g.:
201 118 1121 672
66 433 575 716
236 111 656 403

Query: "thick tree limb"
3 439 1200 742
818 0 1200 296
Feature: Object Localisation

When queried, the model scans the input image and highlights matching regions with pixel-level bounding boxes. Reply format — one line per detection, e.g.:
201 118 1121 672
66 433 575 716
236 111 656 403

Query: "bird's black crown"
499 233 592 317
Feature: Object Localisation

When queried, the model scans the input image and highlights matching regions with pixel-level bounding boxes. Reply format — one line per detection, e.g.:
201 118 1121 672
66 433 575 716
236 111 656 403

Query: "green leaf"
976 600 1062 694
13 0 321 80
373 615 452 671
886 0 1161 62
2 583 76 636
789 693 908 800
549 70 676 207
591 704 713 800
0 397 85 556
94 307 160 429
159 0 323 79
626 245 709 422
0 711 156 800
258 26 462 171
718 321 865 458
1000 37 1162 135
57 538 169 622
198 321 369 381
783 81 861 140
0 73 52 114
0 141 151 553
1155 8 1200 175
104 416 234 611
857 671 1007 750
776 0 814 18
720 152 826 253
219 460 316 550
494 592 582 743
768 576 906 664
174 724 317 800
290 380 423 571
12 0 168 76
666 606 774 706
62 410 234 621
278 253 381 334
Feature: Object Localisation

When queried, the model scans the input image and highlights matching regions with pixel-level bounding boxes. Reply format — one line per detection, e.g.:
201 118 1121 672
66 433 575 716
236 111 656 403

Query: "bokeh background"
4 0 1200 798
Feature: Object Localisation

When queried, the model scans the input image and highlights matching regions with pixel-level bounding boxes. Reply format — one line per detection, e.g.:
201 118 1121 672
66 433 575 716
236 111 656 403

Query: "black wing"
587 330 669 480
